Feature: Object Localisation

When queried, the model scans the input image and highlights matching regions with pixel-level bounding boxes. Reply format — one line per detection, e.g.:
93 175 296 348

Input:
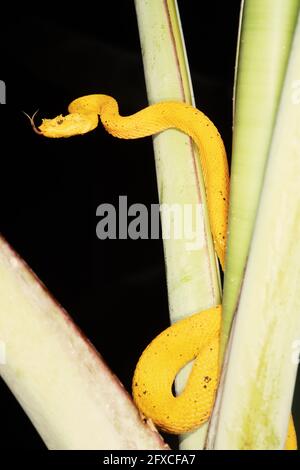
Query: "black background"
0 0 299 450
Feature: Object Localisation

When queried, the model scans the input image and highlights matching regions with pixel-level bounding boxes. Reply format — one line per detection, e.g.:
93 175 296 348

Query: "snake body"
39 95 228 269
37 94 296 449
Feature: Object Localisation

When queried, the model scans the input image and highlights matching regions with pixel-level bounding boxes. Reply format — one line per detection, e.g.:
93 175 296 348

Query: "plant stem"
135 0 221 449
208 6 300 449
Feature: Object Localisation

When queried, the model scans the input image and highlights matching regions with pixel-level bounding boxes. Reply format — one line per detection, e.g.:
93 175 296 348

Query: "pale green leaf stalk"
208 8 300 449
221 0 300 357
134 0 221 449
0 237 168 450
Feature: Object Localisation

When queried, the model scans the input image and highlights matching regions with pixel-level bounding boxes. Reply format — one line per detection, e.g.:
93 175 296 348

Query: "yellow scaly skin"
133 309 297 449
36 94 296 450
38 94 228 266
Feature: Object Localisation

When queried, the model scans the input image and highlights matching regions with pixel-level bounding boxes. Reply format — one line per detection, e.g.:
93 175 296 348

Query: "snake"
34 94 297 449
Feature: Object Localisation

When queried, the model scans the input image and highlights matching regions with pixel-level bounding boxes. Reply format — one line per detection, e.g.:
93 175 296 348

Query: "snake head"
24 111 98 138
37 112 99 138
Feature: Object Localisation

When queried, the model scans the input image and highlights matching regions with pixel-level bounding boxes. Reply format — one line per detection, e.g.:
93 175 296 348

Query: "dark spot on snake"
203 385 207 389
134 382 138 387
143 391 147 395
57 118 63 125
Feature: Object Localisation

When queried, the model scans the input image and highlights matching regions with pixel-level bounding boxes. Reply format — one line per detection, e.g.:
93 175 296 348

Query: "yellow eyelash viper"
35 94 296 450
